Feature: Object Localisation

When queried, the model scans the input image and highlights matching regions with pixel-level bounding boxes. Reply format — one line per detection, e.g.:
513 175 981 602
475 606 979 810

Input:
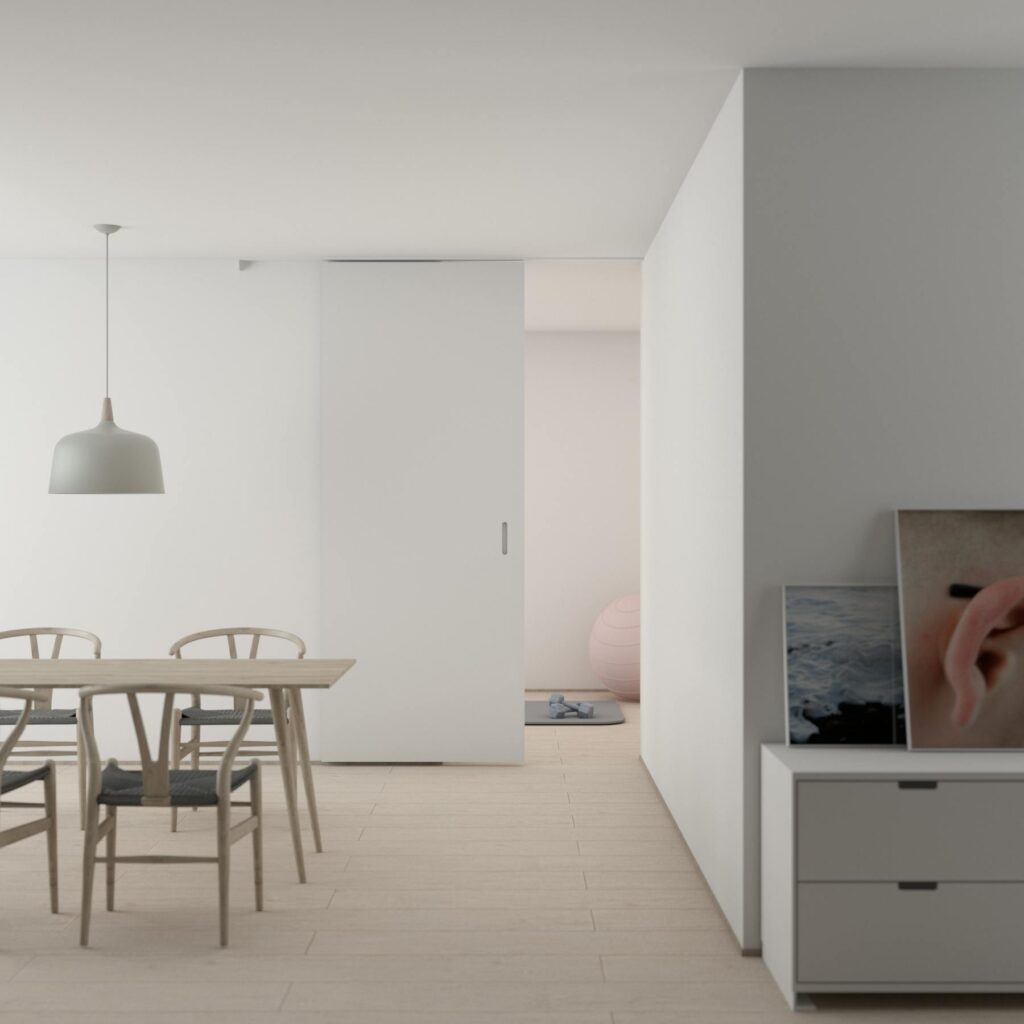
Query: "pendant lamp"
49 225 164 494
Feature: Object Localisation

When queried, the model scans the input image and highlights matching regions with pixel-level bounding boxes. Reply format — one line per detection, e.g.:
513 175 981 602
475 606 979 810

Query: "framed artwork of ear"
783 585 905 745
897 509 1024 750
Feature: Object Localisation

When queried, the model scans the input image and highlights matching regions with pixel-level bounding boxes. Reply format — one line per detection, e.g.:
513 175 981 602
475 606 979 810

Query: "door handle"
898 780 938 790
898 882 938 891
501 522 508 555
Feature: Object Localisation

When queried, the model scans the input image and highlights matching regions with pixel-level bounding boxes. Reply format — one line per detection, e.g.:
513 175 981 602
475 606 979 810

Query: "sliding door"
319 262 524 763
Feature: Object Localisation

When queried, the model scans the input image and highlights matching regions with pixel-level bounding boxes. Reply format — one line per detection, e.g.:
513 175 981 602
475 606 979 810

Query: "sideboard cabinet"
762 744 1024 1009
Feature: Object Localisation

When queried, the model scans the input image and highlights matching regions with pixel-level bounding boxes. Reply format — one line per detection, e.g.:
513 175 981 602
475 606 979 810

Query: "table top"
0 659 355 689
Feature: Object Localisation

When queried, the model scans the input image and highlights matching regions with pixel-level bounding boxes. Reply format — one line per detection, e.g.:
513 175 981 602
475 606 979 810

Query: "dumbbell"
547 702 595 719
551 695 595 718
548 694 595 719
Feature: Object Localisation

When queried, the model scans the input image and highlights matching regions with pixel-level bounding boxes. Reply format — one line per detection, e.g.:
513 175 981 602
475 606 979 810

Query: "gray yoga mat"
525 700 625 726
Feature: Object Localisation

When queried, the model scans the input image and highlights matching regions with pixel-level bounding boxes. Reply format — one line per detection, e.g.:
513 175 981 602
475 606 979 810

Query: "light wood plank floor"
0 691 1021 1022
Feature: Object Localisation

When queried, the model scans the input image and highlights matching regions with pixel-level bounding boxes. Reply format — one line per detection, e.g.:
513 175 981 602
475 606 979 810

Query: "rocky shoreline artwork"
784 585 906 745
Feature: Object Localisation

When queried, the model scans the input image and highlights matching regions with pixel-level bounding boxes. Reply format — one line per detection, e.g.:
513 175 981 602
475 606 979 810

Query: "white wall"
0 260 320 757
525 331 640 692
525 263 641 333
641 75 745 941
742 69 1024 946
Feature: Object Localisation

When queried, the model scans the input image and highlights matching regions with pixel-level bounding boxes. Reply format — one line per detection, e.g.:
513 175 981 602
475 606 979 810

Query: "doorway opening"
523 260 641 762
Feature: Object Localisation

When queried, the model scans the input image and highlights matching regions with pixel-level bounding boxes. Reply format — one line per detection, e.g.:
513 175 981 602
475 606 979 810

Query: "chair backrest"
0 686 51 771
169 628 305 709
0 628 102 709
78 683 263 807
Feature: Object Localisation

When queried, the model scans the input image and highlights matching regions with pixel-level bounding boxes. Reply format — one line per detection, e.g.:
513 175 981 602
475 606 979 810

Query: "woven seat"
180 706 274 726
1 763 52 794
0 707 77 725
98 762 258 807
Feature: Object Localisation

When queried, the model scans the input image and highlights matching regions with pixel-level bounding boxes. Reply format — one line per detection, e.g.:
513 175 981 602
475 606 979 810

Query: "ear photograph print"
897 510 1024 749
784 585 905 745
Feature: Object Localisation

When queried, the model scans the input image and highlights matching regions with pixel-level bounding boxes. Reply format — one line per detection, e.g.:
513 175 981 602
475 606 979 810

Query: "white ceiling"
3 1 1024 259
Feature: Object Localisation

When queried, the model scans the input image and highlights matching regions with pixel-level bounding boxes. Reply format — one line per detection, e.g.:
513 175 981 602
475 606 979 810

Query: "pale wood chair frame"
78 682 264 948
0 627 101 830
168 627 321 851
0 686 58 914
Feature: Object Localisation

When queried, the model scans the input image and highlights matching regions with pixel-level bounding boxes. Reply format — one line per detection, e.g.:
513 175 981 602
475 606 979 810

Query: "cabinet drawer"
798 882 1024 984
797 781 1024 881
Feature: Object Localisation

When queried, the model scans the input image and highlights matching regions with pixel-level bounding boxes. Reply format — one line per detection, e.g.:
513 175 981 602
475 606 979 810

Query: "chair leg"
105 806 117 911
290 691 323 854
77 721 87 831
171 711 182 833
251 763 263 912
80 798 100 946
191 722 201 813
217 800 231 947
44 761 58 914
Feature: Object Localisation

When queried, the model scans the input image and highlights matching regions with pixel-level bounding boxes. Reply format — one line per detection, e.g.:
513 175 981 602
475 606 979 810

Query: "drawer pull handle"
898 780 938 790
898 881 938 891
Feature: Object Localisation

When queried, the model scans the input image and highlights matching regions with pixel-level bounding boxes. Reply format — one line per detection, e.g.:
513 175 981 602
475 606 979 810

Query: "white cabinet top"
763 743 1024 779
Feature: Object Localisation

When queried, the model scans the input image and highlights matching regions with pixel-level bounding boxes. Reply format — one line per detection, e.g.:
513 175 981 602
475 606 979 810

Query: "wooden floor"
0 692 1021 1022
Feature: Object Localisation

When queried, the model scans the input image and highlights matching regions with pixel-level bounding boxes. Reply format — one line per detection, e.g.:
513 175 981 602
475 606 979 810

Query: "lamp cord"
105 232 109 399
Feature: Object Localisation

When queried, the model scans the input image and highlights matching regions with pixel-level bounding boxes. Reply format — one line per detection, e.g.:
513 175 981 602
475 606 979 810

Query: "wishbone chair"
0 627 101 829
78 681 263 947
0 685 58 914
168 628 320 852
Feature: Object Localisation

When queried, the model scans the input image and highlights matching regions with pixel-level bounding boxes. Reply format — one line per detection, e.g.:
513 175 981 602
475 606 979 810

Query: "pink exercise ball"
589 593 641 701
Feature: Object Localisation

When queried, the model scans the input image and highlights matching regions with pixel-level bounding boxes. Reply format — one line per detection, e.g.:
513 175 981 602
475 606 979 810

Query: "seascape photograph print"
784 585 906 745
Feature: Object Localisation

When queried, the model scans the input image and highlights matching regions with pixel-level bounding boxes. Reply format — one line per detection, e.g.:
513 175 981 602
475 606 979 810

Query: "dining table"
0 658 356 883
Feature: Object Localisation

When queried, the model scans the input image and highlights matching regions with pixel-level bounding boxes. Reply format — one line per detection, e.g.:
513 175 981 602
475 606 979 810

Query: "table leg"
268 687 306 883
289 689 323 853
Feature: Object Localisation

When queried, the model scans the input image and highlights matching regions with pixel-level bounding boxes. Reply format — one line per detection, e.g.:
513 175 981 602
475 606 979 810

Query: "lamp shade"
49 398 164 494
